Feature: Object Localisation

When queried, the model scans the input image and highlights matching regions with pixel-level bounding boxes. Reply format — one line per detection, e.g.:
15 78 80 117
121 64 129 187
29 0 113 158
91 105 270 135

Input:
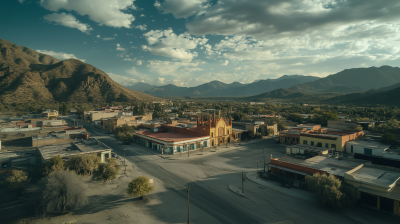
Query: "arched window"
211 132 213 137
228 130 230 134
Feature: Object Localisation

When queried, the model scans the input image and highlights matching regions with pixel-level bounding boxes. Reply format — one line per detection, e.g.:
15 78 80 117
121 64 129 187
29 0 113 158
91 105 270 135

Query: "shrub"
97 158 120 181
127 176 155 198
36 171 88 214
381 132 397 144
43 156 64 176
67 154 100 175
305 173 350 208
2 170 30 192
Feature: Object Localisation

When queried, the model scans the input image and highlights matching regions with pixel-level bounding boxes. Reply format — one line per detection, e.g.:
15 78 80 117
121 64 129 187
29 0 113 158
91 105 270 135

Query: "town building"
102 113 153 132
345 139 400 160
300 129 364 152
267 155 400 216
41 109 58 118
245 121 278 136
37 138 112 163
134 131 209 154
279 124 321 144
328 120 375 130
84 111 122 122
132 114 235 154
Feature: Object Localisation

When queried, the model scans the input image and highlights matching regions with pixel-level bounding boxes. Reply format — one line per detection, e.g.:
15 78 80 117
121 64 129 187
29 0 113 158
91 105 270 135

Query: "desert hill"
289 66 400 93
0 39 157 104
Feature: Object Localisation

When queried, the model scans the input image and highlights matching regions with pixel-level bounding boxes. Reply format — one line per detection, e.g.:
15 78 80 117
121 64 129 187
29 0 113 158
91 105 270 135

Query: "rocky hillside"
0 39 157 104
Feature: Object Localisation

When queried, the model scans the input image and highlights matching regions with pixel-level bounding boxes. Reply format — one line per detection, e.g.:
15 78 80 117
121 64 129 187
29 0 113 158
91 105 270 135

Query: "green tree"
98 158 120 181
127 176 155 199
2 170 30 193
67 154 101 175
381 132 397 144
43 156 65 176
266 128 275 136
287 113 304 123
305 173 350 208
354 125 363 131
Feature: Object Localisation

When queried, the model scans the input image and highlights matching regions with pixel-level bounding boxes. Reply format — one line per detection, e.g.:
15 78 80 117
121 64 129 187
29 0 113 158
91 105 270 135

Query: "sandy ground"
7 120 400 224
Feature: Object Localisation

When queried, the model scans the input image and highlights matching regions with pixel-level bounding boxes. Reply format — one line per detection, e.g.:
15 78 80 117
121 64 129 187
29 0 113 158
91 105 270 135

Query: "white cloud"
147 60 204 76
123 58 135 61
292 62 305 66
221 60 229 65
136 60 143 65
36 50 85 62
40 0 135 28
108 72 137 86
96 35 100 38
155 0 210 18
114 34 118 36
142 28 208 62
103 37 115 41
116 43 125 51
140 14 145 17
158 77 165 84
43 13 92 33
135 24 147 31
18 0 24 3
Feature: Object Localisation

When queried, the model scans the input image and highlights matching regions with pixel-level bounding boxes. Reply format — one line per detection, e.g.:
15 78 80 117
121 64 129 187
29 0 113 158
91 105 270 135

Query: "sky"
1 0 400 87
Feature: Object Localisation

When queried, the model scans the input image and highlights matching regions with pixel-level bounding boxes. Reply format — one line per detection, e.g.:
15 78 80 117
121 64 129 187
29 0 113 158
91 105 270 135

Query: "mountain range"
246 66 400 104
135 75 320 97
0 39 157 104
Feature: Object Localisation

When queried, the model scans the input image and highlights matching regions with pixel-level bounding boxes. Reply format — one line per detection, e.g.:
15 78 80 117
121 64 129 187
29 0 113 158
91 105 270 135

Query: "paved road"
80 120 264 224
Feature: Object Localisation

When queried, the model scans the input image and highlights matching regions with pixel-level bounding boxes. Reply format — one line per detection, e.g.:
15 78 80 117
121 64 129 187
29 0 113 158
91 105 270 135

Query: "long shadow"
78 194 135 214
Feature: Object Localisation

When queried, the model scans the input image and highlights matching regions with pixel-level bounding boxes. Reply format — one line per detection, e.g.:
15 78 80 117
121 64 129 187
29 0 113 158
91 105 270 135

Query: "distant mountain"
126 82 157 92
0 39 157 103
325 87 400 105
289 66 400 93
144 75 320 97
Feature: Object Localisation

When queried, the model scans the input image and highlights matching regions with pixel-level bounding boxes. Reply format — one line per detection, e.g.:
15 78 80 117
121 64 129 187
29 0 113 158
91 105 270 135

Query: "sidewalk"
245 172 318 203
245 172 400 224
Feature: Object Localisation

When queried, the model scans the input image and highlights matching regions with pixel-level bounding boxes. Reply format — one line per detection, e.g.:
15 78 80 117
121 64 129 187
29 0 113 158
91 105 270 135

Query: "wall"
0 127 41 133
90 112 121 122
32 137 72 147
345 142 385 156
270 158 326 175
300 135 341 151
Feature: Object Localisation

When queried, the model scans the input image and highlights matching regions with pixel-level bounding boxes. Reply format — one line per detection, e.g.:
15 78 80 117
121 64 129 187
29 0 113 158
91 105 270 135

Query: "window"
351 145 353 153
325 143 329 148
311 141 314 146
303 140 307 144
203 141 207 147
364 148 372 155
331 144 336 149
317 142 322 147
211 132 213 137
228 130 230 134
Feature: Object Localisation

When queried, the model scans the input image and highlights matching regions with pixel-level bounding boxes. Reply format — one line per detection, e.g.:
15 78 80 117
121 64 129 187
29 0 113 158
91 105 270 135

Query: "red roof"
135 131 208 143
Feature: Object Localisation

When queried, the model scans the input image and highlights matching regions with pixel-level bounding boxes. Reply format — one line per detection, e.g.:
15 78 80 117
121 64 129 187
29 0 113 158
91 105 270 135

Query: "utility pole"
187 186 190 224
263 147 266 173
257 161 259 178
242 172 244 193
123 149 127 174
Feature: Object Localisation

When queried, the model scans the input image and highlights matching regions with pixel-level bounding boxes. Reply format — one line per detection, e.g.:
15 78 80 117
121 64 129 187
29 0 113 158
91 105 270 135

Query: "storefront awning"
268 164 310 176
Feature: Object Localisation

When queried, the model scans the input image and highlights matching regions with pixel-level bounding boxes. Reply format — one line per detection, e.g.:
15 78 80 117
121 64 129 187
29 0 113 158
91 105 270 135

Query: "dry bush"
1 170 30 193
36 171 88 215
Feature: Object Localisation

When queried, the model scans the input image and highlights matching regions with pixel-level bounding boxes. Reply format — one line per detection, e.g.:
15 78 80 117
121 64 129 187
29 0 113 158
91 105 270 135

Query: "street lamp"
123 149 127 174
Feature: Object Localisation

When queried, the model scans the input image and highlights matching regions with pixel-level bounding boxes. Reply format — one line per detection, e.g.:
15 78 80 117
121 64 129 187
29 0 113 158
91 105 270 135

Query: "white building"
345 139 390 157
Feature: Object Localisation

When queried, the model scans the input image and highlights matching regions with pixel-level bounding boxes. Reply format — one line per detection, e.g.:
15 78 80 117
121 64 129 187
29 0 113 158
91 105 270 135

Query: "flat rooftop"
38 138 111 160
33 133 69 140
135 131 209 143
350 166 400 188
279 156 364 177
347 139 390 150
288 144 330 152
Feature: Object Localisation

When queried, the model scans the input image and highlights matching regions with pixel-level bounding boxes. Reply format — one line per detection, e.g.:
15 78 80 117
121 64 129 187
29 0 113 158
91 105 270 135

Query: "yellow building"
41 109 58 118
102 114 153 132
300 129 364 152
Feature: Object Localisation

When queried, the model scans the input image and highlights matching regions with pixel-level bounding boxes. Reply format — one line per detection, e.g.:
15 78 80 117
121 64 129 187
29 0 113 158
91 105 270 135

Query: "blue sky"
1 0 400 87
